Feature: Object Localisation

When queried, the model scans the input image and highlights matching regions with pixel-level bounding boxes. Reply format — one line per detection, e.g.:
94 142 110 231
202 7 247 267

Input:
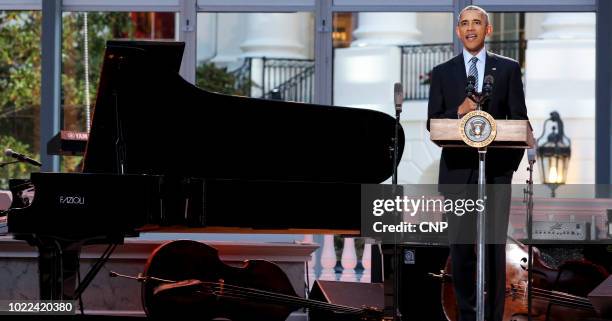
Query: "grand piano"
2 41 404 302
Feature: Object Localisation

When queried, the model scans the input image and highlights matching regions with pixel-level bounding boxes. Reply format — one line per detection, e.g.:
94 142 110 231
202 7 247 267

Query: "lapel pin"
492 67 497 71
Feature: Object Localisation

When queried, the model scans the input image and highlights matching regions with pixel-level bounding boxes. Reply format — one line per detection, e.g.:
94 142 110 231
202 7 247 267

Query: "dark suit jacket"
427 52 529 184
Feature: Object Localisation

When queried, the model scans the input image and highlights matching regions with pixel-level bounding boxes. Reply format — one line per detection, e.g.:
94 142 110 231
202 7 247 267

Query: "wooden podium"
429 118 534 148
429 116 534 321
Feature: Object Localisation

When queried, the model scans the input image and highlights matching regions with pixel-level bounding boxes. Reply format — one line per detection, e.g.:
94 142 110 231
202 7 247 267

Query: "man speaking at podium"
427 5 528 321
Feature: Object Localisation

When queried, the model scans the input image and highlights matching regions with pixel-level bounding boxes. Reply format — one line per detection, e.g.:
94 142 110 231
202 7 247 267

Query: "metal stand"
471 92 490 321
113 91 126 175
476 147 487 321
0 160 20 168
392 107 402 321
524 152 536 321
392 108 400 185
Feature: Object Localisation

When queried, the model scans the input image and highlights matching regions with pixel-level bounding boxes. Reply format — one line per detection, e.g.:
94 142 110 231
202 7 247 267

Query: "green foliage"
196 62 252 96
0 136 35 189
0 12 41 183
62 12 132 107
0 12 41 112
0 11 133 178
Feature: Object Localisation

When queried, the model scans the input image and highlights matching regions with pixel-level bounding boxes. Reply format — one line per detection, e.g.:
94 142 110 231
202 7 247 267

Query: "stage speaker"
589 275 612 318
382 244 449 321
308 280 384 321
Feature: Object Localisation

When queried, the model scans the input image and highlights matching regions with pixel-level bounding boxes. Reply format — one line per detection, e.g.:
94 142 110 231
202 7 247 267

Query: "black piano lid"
83 40 404 184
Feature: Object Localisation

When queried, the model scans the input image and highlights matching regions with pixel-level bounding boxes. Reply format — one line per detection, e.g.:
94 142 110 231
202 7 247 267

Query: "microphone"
394 82 403 113
483 75 494 97
466 75 476 97
4 149 42 167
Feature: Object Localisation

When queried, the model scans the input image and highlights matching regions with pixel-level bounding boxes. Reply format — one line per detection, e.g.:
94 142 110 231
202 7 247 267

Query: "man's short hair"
458 5 490 26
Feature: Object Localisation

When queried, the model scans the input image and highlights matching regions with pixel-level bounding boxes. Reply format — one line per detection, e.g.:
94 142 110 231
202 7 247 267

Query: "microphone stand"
470 90 490 321
393 109 400 185
0 160 20 168
474 93 487 321
392 101 402 321
524 154 535 321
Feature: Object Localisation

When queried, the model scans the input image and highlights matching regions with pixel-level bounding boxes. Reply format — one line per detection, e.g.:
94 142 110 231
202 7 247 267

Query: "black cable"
52 239 64 301
305 260 310 298
77 256 84 315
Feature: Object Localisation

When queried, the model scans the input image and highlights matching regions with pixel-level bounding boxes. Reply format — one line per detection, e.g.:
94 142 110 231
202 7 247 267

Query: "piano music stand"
430 117 533 321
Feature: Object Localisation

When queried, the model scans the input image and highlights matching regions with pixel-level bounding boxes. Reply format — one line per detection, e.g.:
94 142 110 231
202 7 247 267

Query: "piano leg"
34 237 82 300
28 234 124 302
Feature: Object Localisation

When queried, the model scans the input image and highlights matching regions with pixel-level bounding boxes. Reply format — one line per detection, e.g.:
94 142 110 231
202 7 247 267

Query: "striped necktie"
469 56 479 91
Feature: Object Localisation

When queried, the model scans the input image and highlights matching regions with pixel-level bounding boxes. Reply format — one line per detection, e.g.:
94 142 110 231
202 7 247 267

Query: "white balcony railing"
303 235 374 287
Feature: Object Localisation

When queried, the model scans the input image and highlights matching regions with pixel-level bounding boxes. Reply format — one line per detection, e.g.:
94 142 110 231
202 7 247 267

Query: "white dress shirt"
463 47 487 93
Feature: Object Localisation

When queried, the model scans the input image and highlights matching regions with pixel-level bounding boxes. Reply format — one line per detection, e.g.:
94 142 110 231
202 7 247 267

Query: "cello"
121 240 383 321
434 237 609 321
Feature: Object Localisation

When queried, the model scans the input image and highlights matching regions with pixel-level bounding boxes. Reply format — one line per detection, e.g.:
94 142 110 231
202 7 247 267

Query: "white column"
539 13 595 39
335 13 421 115
340 238 358 282
351 13 421 47
239 13 308 98
360 243 372 283
319 235 337 280
240 13 307 59
514 12 596 185
208 13 245 69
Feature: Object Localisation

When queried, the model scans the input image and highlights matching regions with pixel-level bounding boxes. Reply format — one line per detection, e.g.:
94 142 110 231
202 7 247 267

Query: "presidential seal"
459 110 497 148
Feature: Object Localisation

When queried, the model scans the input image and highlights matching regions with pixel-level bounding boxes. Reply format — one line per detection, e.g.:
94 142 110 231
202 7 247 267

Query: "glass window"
473 0 595 6
197 0 314 8
196 12 315 103
330 11 595 186
61 11 177 172
332 12 453 184
494 12 596 185
0 11 41 188
62 0 179 9
333 12 454 107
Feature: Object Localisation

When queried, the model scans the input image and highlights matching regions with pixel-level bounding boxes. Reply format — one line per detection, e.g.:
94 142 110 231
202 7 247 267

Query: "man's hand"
457 97 477 117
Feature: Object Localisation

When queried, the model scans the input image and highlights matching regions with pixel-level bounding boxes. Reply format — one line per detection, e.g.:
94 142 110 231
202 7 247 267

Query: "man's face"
456 10 492 54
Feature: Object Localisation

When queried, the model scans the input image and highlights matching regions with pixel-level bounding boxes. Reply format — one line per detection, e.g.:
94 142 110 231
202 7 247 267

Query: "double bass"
120 240 383 321
435 237 609 321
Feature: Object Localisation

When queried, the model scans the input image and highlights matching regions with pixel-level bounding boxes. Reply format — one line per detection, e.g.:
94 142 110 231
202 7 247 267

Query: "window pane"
61 11 177 172
333 0 452 6
62 0 179 9
506 12 596 185
0 11 41 188
333 12 454 108
0 1 41 10
197 0 314 7
477 12 596 185
196 12 315 103
473 0 595 6
332 12 453 184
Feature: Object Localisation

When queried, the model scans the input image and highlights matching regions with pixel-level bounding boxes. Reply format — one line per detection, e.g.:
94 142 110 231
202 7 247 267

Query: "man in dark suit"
427 6 528 321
